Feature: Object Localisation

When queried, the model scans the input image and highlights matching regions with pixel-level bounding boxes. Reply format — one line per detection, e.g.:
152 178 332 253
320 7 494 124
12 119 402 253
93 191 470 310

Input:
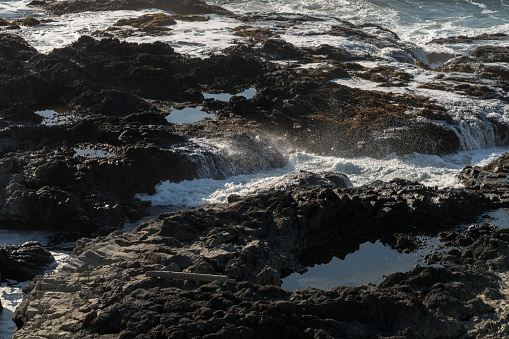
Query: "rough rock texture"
0 241 55 282
0 34 286 232
0 10 508 234
35 0 231 16
429 33 509 44
13 175 509 338
4 7 509 334
458 152 509 193
441 46 509 82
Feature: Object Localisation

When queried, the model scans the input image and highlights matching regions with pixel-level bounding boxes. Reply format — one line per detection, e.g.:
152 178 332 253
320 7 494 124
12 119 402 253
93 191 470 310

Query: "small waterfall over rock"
444 102 509 151
170 134 287 180
450 119 497 150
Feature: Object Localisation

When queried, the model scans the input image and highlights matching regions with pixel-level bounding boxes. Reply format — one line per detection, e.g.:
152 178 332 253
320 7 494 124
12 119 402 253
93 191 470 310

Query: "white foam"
0 0 41 20
0 248 73 338
137 146 506 208
210 0 509 53
332 57 509 151
127 14 240 56
15 9 238 55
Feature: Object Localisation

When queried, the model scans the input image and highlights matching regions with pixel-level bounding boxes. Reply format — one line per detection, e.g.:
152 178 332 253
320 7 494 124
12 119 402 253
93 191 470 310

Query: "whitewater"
0 0 507 222
0 0 508 336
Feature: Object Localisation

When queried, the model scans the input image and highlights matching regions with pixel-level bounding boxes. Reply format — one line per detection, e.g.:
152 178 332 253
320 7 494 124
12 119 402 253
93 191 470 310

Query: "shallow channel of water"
0 228 75 338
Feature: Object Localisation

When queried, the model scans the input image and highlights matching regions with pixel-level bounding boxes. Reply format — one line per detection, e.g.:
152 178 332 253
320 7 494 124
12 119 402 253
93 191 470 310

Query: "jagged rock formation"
0 241 54 282
13 176 509 338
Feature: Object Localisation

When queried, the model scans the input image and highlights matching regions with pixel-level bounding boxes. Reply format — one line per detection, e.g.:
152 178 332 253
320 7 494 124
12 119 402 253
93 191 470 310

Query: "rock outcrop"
0 241 55 282
458 152 509 193
13 175 509 337
3 4 509 336
32 0 231 16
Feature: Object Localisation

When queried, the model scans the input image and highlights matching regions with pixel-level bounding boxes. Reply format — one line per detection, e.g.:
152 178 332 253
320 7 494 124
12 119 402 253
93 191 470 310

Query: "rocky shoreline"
11 163 509 338
1 0 509 337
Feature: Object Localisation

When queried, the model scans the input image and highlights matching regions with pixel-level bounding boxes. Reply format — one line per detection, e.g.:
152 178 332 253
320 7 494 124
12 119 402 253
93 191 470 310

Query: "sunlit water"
0 231 74 338
0 0 509 330
210 0 509 47
282 238 442 291
137 147 506 208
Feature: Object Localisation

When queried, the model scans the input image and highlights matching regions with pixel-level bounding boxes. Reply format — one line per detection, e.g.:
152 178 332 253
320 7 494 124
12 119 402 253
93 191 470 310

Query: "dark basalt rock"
429 33 509 45
1 103 43 122
0 241 54 282
458 152 509 194
12 175 509 338
132 179 492 286
249 68 462 157
0 27 507 237
270 170 352 189
0 33 38 60
305 44 363 62
12 17 41 27
441 46 509 81
38 0 231 16
5 7 509 338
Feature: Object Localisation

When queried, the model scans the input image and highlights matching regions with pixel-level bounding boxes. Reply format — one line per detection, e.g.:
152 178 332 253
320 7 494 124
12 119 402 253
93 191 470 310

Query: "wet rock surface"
0 241 55 282
459 152 509 193
0 33 285 232
2 3 509 338
0 29 464 232
11 175 509 338
33 0 231 16
429 33 509 44
441 46 509 82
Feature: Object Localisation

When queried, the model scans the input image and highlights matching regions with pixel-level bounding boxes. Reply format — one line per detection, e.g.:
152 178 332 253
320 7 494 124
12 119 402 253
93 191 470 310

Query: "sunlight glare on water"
209 0 509 45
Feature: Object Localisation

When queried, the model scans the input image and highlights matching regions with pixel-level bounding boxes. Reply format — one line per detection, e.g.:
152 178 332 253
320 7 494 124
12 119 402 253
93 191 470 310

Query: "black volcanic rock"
458 152 509 194
0 241 54 282
12 178 509 338
39 0 231 15
429 33 509 44
1 103 43 122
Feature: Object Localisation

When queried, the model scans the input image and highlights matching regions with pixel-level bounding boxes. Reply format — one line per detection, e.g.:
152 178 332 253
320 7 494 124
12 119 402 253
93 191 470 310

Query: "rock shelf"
2 0 509 337
12 174 509 337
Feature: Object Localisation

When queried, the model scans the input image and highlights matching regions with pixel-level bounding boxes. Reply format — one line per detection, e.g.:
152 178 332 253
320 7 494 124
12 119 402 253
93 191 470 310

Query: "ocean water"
1 0 509 331
137 147 506 207
1 0 507 54
212 0 509 47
